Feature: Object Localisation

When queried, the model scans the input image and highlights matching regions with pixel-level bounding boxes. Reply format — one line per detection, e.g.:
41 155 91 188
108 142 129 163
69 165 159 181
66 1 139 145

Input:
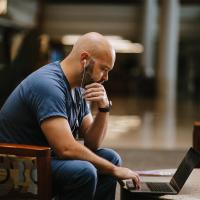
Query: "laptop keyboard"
146 182 173 192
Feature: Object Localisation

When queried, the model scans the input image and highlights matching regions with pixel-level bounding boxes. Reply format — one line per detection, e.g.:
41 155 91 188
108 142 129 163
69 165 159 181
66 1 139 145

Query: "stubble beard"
81 60 95 88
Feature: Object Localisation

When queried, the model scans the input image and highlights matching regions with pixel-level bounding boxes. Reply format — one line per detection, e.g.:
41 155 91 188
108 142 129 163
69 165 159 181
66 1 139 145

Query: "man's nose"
103 72 108 81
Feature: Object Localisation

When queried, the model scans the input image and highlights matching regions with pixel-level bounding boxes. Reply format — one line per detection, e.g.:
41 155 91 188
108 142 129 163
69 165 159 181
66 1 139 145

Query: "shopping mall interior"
0 0 200 199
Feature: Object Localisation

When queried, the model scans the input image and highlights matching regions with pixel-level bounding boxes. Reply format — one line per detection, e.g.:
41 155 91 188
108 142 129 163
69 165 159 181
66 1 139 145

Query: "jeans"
51 148 122 200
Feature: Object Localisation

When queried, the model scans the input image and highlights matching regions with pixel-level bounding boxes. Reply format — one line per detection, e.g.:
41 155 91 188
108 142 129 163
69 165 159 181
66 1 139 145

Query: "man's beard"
81 59 95 88
82 70 95 87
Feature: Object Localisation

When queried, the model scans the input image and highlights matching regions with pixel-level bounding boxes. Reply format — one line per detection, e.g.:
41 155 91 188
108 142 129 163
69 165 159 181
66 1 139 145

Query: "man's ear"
80 51 89 66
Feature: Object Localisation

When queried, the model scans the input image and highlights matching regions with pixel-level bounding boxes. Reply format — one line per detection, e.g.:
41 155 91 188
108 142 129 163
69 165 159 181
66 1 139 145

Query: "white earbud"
83 59 87 68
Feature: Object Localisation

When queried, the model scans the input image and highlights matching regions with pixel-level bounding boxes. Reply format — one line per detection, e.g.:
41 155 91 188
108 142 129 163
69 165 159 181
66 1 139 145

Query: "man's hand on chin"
83 83 109 108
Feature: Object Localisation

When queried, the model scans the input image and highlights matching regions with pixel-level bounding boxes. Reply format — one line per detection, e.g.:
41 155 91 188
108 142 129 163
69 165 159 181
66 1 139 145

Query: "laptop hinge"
170 177 180 192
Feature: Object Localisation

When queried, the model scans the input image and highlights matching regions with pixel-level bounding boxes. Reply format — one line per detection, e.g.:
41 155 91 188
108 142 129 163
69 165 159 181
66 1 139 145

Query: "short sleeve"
26 80 69 124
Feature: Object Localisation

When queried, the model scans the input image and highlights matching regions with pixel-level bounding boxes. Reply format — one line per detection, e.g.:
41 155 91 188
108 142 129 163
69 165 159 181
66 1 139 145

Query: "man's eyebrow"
100 64 111 71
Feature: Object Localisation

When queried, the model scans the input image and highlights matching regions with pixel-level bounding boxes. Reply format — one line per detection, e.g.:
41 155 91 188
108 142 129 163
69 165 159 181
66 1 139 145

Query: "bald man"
0 32 140 200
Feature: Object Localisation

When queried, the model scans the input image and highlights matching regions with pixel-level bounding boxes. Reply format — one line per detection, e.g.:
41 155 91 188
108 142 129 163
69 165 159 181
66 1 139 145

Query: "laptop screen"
170 148 200 192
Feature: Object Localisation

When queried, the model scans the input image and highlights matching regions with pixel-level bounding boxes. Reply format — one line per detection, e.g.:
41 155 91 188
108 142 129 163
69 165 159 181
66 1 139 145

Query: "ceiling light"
0 0 7 15
61 34 143 54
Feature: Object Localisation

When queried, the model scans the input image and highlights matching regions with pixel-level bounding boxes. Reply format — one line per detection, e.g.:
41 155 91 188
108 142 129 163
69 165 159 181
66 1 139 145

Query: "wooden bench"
0 143 52 200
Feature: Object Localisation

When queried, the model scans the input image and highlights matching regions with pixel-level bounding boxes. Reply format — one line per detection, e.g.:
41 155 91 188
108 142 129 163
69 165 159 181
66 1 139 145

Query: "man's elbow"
55 149 69 159
55 146 77 159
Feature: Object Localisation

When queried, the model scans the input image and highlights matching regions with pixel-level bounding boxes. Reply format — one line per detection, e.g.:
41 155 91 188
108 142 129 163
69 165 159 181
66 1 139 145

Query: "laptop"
125 147 200 196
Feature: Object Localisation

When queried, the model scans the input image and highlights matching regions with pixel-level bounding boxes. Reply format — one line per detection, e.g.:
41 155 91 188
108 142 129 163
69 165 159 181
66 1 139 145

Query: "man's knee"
107 148 122 166
96 148 122 166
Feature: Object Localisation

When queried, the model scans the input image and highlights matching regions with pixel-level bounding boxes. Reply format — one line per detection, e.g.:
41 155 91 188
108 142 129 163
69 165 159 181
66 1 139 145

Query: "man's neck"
60 59 80 89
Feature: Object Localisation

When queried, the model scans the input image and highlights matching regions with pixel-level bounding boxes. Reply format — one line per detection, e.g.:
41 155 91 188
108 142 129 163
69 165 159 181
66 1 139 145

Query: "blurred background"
0 0 200 171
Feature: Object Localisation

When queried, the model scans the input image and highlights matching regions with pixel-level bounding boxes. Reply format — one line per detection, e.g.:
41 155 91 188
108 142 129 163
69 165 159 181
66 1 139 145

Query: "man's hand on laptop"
113 166 141 189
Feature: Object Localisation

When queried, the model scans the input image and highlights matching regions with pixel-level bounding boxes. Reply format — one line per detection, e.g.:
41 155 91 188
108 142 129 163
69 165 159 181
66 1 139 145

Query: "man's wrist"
98 100 112 112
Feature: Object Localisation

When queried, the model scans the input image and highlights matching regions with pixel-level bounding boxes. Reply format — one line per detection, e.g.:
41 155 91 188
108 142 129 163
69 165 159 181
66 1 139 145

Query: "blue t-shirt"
0 61 90 146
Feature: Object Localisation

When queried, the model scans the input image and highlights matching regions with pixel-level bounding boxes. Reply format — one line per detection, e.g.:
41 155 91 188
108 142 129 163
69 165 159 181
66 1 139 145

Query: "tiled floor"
102 96 200 150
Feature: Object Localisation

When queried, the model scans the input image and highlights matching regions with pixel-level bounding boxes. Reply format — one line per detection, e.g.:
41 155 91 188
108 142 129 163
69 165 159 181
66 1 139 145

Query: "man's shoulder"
24 62 65 92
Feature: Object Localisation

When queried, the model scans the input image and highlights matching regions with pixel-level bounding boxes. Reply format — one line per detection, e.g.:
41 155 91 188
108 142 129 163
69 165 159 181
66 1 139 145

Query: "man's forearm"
60 139 141 189
84 111 109 150
61 139 116 175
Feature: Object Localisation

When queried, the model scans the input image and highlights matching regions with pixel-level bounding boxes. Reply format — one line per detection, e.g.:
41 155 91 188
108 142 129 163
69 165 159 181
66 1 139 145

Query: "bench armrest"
0 143 51 157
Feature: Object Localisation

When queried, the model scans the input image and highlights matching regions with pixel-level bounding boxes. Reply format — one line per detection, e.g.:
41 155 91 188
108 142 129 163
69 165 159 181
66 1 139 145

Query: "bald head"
70 32 115 67
61 32 116 88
